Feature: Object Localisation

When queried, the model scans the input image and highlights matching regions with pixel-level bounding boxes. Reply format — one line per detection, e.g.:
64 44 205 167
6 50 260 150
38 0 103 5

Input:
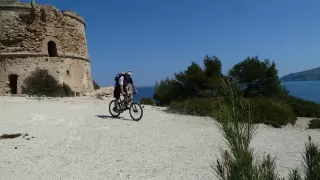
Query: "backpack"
114 73 125 84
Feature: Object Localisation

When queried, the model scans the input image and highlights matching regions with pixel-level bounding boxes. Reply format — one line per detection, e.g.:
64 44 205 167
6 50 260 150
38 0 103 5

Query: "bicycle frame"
118 94 134 110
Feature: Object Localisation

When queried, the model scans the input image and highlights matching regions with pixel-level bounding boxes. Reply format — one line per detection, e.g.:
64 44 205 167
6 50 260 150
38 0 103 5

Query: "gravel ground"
0 96 319 180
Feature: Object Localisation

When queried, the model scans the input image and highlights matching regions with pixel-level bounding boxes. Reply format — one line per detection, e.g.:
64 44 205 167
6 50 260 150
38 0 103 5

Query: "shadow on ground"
95 115 134 121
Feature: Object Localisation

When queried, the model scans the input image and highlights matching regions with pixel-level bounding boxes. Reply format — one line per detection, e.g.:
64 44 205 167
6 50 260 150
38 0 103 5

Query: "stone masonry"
0 0 94 95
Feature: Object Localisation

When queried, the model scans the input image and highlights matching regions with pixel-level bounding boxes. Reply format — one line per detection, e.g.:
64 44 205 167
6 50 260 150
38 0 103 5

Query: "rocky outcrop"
87 86 133 99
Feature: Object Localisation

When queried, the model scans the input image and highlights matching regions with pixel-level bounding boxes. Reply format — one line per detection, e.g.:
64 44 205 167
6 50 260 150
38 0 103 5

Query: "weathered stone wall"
0 0 19 5
0 56 93 94
0 4 89 57
0 2 94 95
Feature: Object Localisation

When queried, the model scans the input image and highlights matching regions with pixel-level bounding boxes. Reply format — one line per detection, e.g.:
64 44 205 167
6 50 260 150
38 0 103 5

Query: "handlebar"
121 91 137 98
126 91 137 96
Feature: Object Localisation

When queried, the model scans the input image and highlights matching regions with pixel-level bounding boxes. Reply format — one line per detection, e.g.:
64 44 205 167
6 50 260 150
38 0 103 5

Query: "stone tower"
0 0 94 96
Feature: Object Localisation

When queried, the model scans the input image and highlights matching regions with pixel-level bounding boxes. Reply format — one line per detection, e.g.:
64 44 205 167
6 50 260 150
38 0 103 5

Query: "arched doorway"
8 74 18 94
48 41 58 57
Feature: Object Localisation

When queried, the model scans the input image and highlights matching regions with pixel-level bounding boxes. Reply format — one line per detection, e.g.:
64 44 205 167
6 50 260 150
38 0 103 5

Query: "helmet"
125 70 132 76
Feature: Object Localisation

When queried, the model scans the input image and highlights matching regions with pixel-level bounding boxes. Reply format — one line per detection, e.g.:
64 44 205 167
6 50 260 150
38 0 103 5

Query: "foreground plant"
288 136 320 180
302 136 320 179
212 79 281 180
212 79 320 180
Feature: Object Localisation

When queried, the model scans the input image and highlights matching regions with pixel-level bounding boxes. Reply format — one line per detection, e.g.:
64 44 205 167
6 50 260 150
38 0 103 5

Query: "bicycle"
108 93 143 121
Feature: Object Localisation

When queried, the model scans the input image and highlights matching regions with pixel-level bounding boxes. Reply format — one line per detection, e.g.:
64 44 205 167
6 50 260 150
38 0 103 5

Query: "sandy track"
0 96 319 180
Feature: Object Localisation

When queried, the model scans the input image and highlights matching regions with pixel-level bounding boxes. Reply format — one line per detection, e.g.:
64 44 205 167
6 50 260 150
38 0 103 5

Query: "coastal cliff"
282 67 320 81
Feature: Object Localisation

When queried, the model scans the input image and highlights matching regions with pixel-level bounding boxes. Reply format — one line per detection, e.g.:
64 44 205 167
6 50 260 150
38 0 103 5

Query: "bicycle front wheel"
129 102 143 121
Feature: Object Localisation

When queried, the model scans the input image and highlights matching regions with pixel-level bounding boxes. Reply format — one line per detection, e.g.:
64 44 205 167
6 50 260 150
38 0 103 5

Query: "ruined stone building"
0 0 94 96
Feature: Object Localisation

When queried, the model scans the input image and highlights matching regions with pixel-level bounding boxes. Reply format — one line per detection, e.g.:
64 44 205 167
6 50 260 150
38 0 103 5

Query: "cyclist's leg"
123 88 129 109
113 87 121 111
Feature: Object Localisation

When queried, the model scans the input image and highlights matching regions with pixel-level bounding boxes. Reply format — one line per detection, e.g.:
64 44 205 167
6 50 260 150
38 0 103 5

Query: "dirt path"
0 96 319 180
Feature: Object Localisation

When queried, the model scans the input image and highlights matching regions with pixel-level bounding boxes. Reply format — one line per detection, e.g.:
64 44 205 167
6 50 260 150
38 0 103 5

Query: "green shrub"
169 97 296 126
308 118 320 129
227 56 288 98
249 98 297 126
169 97 222 118
140 97 156 105
93 80 100 90
277 95 320 118
153 55 223 106
153 77 185 106
62 82 73 97
22 67 73 97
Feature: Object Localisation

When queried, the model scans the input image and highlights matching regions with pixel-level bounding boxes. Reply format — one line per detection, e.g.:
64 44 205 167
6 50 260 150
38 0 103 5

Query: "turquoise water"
134 81 320 104
133 86 155 102
281 81 320 103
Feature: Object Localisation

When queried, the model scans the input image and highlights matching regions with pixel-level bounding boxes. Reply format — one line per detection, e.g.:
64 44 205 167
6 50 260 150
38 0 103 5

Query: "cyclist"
113 70 138 112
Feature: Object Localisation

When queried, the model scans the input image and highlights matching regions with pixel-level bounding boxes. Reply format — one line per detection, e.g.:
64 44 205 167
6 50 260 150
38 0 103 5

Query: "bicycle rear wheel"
129 102 143 121
109 100 121 117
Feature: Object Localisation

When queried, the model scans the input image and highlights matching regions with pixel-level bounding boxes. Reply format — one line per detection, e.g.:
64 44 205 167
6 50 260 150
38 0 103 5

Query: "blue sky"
22 0 320 87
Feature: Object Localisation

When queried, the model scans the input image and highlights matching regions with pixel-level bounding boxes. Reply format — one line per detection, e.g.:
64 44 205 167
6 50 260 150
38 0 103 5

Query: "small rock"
14 147 17 149
23 133 29 138
26 138 30 140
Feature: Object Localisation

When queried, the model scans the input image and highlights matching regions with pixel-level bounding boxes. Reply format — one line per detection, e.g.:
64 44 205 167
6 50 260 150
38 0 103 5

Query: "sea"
133 81 320 104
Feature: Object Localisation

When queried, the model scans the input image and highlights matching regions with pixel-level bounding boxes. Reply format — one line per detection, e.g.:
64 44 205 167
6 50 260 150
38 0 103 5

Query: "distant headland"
281 67 320 81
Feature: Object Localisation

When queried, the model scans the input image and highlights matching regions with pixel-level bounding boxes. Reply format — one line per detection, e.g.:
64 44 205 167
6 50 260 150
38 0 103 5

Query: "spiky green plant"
301 136 320 180
287 136 320 180
212 79 282 180
212 78 320 180
288 168 302 180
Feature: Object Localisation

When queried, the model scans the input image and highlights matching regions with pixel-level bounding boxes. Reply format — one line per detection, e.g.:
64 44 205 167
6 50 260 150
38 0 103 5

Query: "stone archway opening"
8 74 18 94
48 41 58 57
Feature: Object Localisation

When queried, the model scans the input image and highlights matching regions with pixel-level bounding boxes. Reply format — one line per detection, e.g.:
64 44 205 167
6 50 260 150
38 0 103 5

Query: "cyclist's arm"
129 78 137 93
131 83 137 93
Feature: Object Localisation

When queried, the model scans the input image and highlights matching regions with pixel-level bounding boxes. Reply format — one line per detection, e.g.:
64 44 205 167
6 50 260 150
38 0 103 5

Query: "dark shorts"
113 86 128 99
